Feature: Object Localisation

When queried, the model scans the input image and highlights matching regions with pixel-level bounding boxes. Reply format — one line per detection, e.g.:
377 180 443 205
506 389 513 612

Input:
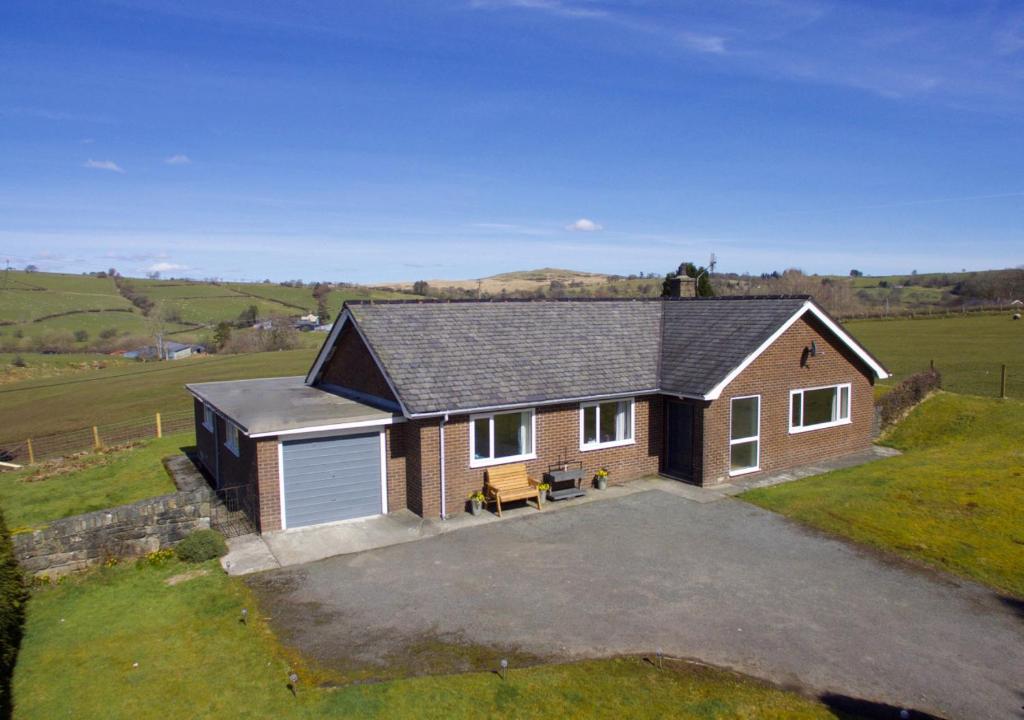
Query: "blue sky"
1 0 1022 283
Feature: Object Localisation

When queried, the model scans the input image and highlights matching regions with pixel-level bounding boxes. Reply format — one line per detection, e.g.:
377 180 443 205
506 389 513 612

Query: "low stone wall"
12 485 214 577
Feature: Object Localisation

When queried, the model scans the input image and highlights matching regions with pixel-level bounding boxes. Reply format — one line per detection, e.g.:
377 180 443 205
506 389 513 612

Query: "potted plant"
468 491 486 516
537 481 551 504
594 467 609 490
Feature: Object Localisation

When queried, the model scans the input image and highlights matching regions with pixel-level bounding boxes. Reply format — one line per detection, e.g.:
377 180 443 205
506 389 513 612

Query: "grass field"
0 353 133 385
743 393 1024 597
846 314 1024 398
0 433 188 532
0 350 317 445
12 558 854 720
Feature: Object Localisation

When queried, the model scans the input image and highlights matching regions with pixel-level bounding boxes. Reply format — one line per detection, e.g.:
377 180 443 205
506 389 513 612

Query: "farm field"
0 352 133 385
13 557 857 719
744 393 1024 597
0 349 318 445
0 433 188 532
845 313 1023 398
0 271 420 353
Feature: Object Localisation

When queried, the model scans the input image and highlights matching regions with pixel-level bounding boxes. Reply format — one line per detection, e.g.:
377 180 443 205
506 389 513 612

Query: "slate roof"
328 296 882 416
659 296 808 397
346 301 663 415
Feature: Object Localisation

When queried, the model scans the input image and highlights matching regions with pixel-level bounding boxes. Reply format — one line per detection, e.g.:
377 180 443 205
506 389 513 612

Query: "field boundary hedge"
877 368 943 428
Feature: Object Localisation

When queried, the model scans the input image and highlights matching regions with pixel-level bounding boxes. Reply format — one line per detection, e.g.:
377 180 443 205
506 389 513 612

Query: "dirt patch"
165 568 209 586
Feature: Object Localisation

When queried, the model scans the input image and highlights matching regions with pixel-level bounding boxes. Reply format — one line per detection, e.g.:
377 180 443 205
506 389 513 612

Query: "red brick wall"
438 395 662 516
316 322 396 403
255 439 281 532
384 425 408 514
700 314 876 485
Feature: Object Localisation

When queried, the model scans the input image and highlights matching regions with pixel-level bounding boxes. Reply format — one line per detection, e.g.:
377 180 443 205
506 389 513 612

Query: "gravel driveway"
248 490 1023 719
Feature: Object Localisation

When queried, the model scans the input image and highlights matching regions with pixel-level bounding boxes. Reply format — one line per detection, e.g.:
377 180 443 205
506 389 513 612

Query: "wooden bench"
484 463 541 517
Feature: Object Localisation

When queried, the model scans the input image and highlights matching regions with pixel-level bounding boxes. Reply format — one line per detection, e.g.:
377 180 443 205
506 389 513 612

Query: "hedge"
0 508 27 719
877 368 942 428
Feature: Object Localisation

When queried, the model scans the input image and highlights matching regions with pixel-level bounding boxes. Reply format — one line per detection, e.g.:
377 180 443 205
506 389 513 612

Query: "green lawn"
0 433 188 532
743 393 1024 597
13 559 851 720
0 350 317 445
0 353 133 385
845 313 1024 398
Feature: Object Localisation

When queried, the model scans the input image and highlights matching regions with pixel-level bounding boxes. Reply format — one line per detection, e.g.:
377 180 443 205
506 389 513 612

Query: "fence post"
92 425 102 451
155 412 163 439
26 439 34 465
1001 364 1007 399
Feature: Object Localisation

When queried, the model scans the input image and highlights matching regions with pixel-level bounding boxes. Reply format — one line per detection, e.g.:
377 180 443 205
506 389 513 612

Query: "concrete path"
248 490 1024 720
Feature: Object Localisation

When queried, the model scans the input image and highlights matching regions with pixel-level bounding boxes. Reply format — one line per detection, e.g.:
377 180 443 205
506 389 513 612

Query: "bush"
174 530 227 563
0 507 27 717
877 368 942 428
10 356 25 368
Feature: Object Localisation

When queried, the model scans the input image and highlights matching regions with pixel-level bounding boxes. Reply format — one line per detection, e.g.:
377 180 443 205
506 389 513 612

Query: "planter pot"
470 500 483 516
595 477 608 490
539 489 549 502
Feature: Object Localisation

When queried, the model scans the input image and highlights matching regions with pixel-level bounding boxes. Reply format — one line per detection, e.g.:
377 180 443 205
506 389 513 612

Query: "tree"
107 267 118 278
213 321 232 350
412 280 430 296
316 295 331 324
23 265 37 273
237 304 259 327
849 269 863 277
661 261 714 297
146 271 161 280
73 329 89 343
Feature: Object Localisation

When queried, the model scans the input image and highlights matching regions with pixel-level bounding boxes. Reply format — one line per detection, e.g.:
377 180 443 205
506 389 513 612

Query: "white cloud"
679 32 727 55
566 218 603 232
469 0 607 20
147 261 188 273
83 159 125 173
165 154 192 165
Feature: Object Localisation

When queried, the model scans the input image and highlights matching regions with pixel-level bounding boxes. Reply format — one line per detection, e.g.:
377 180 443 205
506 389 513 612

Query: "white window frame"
789 383 852 434
579 397 636 451
729 394 760 477
202 405 214 432
468 409 537 468
224 422 240 457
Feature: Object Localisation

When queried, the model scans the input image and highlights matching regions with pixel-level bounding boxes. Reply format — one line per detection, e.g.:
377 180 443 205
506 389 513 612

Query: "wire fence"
0 409 194 467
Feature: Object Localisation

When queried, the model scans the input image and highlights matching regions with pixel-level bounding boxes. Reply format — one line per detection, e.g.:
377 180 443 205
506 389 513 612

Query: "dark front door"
665 400 695 480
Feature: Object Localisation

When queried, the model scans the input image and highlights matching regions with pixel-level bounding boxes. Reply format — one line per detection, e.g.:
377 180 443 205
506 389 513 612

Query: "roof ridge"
345 294 811 307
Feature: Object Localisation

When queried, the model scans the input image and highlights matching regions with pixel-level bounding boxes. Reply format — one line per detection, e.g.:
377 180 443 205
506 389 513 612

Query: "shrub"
73 329 89 342
174 530 227 563
10 356 25 368
877 368 942 428
0 507 27 717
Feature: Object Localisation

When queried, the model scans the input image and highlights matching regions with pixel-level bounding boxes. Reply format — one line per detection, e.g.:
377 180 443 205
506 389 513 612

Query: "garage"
281 431 386 529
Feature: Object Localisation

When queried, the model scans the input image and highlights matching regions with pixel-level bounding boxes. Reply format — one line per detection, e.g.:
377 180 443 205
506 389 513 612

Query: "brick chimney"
668 275 697 298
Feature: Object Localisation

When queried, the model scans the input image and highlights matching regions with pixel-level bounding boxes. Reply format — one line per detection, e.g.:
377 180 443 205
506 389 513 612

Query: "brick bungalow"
186 294 888 533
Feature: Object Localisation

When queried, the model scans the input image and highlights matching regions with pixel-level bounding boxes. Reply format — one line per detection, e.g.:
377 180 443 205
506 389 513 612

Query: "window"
730 395 760 475
224 422 240 456
469 409 535 467
202 405 214 432
790 384 851 433
580 398 635 450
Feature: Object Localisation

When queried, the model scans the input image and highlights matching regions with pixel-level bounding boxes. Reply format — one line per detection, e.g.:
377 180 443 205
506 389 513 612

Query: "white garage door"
281 432 384 529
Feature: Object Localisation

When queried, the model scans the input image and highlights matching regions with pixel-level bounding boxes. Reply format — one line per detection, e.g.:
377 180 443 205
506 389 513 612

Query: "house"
187 294 888 533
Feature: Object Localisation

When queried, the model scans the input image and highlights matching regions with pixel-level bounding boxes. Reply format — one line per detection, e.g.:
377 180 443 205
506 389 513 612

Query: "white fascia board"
406 389 661 419
249 415 405 439
703 301 889 401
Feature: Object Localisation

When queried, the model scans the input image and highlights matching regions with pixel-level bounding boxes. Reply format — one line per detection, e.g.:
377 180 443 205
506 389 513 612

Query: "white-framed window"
202 405 214 432
224 422 240 457
730 395 760 476
469 409 536 468
789 383 851 433
580 398 635 451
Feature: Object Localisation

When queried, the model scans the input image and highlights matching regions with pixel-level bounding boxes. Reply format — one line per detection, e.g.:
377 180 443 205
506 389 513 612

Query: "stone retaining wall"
13 485 215 577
